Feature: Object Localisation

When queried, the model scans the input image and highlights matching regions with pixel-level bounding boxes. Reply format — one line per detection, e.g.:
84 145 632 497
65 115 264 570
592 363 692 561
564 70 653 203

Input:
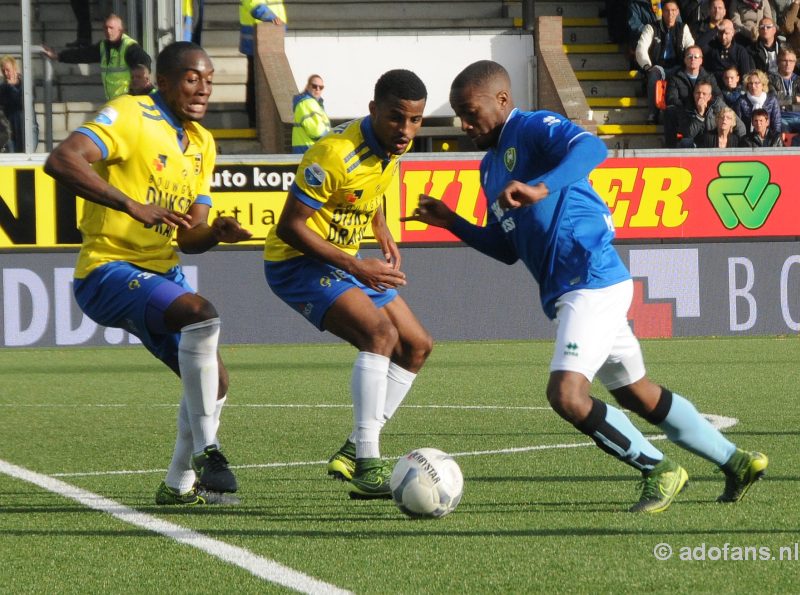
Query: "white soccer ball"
390 448 464 519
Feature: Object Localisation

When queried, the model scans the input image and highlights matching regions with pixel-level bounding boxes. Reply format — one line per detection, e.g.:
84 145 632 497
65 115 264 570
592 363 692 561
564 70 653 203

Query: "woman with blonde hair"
0 54 39 152
695 106 744 147
735 69 781 134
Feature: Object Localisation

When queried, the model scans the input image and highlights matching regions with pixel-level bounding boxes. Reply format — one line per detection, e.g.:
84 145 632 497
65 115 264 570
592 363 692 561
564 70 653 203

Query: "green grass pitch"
1 337 799 593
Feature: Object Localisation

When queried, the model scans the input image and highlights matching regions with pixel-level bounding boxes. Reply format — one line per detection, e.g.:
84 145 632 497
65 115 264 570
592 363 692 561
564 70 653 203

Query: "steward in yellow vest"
44 13 152 100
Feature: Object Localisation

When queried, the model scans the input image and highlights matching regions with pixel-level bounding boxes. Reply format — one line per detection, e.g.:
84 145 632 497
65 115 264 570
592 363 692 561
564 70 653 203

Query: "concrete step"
592 106 650 124
568 52 631 71
581 79 643 97
534 1 605 18
563 25 611 44
599 134 664 149
587 96 645 107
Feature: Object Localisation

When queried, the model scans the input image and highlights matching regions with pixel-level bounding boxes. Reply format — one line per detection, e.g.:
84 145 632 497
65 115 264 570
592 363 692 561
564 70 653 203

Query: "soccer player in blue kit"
404 60 767 513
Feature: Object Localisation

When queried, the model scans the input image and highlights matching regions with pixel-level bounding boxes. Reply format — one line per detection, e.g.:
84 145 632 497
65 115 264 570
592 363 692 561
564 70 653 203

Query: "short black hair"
156 41 207 79
451 60 509 92
374 69 427 103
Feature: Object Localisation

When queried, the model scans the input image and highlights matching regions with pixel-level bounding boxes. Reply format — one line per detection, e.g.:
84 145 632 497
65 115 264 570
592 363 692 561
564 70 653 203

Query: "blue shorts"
264 256 397 330
73 262 194 368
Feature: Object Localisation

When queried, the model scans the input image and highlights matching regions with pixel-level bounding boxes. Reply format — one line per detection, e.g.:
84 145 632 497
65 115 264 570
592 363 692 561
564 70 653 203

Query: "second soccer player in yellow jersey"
264 69 433 499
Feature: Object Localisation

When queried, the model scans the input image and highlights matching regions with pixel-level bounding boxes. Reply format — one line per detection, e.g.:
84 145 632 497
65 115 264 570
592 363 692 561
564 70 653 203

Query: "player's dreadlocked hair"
156 41 207 79
374 69 427 103
451 60 510 92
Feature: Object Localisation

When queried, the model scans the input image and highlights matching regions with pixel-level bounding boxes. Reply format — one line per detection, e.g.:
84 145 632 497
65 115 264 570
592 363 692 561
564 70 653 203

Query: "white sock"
211 395 227 446
351 351 390 459
381 362 416 426
165 396 195 493
178 318 221 453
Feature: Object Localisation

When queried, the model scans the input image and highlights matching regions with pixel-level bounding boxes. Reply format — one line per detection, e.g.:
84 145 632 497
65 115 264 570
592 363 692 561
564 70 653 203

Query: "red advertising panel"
397 155 800 242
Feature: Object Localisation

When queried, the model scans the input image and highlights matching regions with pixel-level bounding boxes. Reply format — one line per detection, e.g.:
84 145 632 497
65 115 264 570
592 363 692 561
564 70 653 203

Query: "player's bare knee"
367 317 400 353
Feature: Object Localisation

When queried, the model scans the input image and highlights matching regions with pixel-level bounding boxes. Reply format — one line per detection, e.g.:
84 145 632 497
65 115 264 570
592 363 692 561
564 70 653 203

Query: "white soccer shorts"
549 279 646 390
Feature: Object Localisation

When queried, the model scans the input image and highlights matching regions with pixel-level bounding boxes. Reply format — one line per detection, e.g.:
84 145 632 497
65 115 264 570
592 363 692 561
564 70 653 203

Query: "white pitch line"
0 459 351 595
0 403 552 410
50 414 738 478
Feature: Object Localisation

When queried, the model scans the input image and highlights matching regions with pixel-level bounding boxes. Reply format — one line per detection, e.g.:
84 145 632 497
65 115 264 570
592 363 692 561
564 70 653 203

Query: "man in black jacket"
704 19 755 86
663 45 722 146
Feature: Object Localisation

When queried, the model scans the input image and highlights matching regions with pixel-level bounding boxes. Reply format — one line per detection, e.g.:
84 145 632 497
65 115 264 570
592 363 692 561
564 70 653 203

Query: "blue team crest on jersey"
94 106 118 125
504 147 516 172
304 163 326 187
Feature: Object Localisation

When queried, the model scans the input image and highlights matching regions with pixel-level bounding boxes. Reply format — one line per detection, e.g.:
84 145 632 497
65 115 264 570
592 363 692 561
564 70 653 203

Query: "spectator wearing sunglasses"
750 17 787 74
292 74 331 154
730 0 774 46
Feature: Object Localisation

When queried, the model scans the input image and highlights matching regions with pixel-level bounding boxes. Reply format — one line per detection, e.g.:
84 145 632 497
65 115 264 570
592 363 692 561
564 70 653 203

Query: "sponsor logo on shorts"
128 279 140 290
564 341 579 356
301 302 314 318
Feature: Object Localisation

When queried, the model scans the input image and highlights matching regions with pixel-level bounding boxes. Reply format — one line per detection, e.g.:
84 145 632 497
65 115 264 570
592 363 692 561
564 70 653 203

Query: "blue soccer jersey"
477 109 630 319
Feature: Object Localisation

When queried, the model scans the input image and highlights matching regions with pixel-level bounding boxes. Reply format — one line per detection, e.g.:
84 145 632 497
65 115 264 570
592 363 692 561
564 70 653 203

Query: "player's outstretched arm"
44 132 191 229
177 203 253 254
403 195 517 265
277 192 406 291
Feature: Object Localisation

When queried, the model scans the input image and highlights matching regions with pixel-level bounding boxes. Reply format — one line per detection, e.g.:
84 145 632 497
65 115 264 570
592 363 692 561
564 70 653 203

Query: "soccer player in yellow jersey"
264 69 433 499
44 42 252 506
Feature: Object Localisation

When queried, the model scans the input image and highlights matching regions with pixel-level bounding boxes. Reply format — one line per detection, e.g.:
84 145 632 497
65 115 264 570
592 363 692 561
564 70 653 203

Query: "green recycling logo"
706 161 780 230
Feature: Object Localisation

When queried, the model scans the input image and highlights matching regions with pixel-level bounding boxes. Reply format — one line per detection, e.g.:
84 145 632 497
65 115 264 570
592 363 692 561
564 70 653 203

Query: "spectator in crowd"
750 17 786 74
769 47 800 131
0 55 39 152
729 0 774 46
678 0 707 34
677 80 747 145
694 0 730 50
779 0 800 57
695 105 746 146
627 0 662 49
69 0 92 49
129 63 155 95
43 13 151 100
735 68 782 132
721 65 747 106
636 0 695 123
291 74 331 154
744 107 785 144
704 19 755 85
239 0 286 127
663 45 722 146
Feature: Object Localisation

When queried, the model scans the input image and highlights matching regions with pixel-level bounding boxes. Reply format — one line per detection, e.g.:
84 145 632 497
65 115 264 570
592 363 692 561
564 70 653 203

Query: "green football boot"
629 459 689 513
348 458 393 500
327 439 357 481
717 449 768 503
155 481 206 505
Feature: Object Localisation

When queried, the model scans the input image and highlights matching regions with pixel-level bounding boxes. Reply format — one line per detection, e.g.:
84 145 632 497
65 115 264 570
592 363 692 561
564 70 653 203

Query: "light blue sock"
576 398 664 472
658 393 736 466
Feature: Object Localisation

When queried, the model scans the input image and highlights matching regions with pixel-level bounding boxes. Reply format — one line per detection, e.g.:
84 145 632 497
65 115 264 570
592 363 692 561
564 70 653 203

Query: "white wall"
284 30 535 119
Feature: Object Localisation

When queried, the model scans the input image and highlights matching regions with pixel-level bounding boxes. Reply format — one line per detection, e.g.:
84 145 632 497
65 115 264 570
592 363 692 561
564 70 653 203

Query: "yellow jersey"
73 93 215 278
264 117 408 262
